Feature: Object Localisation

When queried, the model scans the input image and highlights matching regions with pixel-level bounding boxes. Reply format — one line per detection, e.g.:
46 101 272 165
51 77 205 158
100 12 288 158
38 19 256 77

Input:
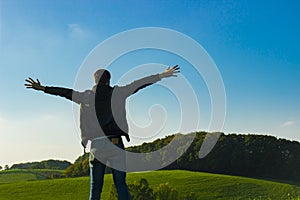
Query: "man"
25 65 180 200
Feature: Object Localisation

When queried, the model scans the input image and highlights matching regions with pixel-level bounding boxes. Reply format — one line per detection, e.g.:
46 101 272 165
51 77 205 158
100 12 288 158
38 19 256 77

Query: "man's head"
94 69 111 85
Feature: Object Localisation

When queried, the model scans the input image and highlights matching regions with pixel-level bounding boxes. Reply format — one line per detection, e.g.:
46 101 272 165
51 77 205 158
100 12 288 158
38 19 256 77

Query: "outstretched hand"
159 65 180 79
25 77 45 91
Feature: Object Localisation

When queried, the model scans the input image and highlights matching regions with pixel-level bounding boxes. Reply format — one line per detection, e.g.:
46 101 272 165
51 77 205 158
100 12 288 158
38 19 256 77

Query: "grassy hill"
0 170 299 199
0 169 65 183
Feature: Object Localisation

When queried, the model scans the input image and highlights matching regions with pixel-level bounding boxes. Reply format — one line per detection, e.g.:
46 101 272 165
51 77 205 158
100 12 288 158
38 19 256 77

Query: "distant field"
0 169 64 183
0 170 299 199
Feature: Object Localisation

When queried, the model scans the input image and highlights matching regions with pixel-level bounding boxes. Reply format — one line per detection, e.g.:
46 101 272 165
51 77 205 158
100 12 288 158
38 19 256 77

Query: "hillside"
0 169 65 183
9 159 71 170
127 132 300 182
0 170 299 199
6 132 300 183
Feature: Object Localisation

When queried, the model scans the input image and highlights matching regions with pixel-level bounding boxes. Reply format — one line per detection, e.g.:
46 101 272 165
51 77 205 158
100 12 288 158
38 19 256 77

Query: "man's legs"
112 168 130 200
110 140 130 200
89 158 106 200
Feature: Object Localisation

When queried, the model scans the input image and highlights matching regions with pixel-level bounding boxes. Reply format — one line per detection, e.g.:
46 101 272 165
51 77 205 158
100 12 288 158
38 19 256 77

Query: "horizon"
1 1 300 167
3 130 300 167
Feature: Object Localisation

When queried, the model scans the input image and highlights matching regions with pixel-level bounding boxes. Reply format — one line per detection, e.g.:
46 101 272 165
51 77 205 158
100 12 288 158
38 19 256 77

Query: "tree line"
9 159 71 170
128 132 300 182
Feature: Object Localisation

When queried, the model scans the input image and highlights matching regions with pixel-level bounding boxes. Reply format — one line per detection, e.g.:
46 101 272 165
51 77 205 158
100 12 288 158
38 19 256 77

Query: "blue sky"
0 0 299 167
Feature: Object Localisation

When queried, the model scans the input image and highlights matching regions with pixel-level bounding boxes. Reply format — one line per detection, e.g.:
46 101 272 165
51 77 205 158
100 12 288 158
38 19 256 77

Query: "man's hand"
25 77 45 91
159 65 180 79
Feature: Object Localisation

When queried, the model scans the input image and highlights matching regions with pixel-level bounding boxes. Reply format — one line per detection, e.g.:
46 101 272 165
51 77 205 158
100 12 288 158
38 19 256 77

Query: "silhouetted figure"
25 65 179 200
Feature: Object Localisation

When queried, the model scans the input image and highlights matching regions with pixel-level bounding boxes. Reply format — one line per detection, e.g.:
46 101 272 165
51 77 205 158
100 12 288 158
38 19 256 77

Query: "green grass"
0 170 299 199
0 169 65 183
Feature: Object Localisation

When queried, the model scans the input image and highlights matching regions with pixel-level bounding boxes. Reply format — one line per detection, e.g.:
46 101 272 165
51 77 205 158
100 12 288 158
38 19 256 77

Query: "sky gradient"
0 0 299 167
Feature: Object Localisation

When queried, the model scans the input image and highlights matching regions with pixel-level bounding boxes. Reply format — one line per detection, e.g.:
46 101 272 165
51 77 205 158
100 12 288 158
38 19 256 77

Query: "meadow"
0 170 299 199
0 169 64 183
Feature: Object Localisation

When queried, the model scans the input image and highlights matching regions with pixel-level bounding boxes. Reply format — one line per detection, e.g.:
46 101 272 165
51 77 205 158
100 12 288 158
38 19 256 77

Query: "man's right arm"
25 77 85 104
44 86 76 102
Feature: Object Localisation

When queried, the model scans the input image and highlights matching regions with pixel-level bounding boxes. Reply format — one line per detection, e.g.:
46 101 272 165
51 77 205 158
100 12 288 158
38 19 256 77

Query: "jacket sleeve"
120 74 161 96
44 86 89 104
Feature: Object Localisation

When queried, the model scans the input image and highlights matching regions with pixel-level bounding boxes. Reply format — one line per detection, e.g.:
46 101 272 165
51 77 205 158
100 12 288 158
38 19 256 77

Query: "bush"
155 182 179 200
109 178 197 200
64 154 89 177
109 178 155 200
47 173 63 179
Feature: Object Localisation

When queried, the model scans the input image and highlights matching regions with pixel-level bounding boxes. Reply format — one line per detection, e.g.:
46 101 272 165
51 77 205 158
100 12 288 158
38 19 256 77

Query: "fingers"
171 65 180 74
171 65 180 73
166 65 179 72
24 77 36 89
25 80 34 85
161 65 180 78
172 65 179 69
24 81 33 87
25 78 34 86
29 77 35 83
24 83 33 88
37 79 40 85
25 77 35 84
